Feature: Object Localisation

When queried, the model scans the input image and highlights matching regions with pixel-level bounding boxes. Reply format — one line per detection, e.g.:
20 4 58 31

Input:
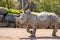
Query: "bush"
0 7 23 14
8 9 23 14
31 12 39 15
58 17 60 20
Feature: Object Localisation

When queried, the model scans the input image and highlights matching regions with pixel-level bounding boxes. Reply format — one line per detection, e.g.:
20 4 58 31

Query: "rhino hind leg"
52 25 57 37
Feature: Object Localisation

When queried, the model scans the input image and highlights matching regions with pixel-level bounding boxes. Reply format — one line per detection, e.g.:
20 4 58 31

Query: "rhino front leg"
26 25 32 34
26 25 37 37
52 25 57 37
31 26 37 37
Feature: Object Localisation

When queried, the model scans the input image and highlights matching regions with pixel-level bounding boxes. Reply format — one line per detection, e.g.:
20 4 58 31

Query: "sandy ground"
0 28 60 40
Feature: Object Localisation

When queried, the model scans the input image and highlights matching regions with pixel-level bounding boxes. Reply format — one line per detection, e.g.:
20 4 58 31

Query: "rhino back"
37 13 50 28
37 12 58 28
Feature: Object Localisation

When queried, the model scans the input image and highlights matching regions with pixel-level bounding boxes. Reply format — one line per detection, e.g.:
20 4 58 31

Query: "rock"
0 15 4 22
0 8 8 14
5 14 17 22
9 22 15 28
0 22 9 27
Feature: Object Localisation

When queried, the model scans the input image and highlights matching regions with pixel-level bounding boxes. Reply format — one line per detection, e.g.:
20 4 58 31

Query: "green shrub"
0 7 24 14
0 7 8 11
8 9 23 14
58 17 60 20
32 12 39 15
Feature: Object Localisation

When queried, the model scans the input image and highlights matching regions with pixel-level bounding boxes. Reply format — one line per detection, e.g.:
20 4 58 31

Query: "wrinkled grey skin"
18 10 58 37
16 17 23 28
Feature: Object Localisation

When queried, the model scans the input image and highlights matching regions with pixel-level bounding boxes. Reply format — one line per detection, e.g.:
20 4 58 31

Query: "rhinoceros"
18 10 58 37
16 16 23 28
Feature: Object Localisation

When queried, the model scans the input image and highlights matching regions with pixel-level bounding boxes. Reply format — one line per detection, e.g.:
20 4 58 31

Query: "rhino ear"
24 9 31 14
26 9 31 14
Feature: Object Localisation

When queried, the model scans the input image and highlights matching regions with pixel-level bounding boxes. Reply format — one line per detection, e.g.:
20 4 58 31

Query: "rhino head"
19 10 31 25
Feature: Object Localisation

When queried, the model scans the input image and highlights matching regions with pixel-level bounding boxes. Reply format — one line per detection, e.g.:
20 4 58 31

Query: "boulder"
8 22 15 28
0 15 4 22
0 22 9 27
0 8 8 14
5 14 17 22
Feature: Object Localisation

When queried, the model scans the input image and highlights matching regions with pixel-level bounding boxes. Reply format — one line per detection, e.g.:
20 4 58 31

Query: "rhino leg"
52 25 57 37
16 22 19 28
26 25 37 37
16 20 19 28
26 25 32 34
30 26 37 37
31 29 36 37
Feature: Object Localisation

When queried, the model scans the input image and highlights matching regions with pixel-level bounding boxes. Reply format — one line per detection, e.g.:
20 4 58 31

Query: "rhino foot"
52 34 56 37
31 35 36 37
29 35 36 37
30 30 33 34
52 33 57 37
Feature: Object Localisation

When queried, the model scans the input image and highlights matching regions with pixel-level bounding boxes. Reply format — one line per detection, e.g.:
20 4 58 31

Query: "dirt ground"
0 28 60 40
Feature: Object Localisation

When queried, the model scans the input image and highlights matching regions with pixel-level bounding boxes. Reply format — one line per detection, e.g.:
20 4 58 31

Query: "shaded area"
20 36 60 40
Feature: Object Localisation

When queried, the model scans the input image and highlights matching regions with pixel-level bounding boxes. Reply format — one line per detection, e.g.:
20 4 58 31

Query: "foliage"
8 9 24 14
34 0 60 15
58 17 60 20
31 12 39 15
8 9 20 14
0 0 19 9
0 7 23 14
0 0 60 15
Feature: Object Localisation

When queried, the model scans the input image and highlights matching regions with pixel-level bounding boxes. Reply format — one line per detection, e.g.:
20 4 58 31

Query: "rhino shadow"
20 36 60 40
